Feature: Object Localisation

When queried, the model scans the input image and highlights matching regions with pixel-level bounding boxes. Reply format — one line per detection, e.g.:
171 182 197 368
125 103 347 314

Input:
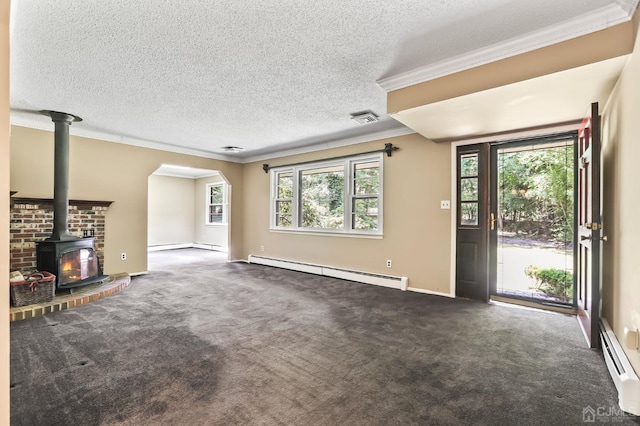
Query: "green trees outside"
280 161 381 231
497 144 575 302
351 162 380 231
460 153 480 225
275 172 293 227
497 144 574 244
300 168 345 229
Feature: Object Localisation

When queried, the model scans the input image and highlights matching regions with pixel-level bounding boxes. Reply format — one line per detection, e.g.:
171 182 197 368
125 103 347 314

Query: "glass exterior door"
490 136 576 307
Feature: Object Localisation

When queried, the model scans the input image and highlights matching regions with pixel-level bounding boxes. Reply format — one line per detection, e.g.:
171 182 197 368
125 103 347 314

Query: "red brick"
10 205 108 269
12 233 32 239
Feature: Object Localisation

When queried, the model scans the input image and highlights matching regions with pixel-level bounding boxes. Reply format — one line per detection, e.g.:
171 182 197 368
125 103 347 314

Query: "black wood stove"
35 111 107 289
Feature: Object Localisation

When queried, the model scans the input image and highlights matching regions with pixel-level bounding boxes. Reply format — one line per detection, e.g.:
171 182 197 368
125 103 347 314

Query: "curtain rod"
262 143 399 173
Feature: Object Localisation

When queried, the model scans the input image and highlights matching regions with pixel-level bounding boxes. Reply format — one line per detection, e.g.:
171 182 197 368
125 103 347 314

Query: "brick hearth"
9 273 131 321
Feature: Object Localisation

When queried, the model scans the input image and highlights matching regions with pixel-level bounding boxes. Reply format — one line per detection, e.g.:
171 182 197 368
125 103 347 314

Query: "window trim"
274 169 294 228
269 153 383 236
206 182 227 225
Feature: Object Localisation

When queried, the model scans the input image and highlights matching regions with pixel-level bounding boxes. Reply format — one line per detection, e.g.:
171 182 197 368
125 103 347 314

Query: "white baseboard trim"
193 243 228 253
407 286 455 298
148 243 228 253
148 243 193 252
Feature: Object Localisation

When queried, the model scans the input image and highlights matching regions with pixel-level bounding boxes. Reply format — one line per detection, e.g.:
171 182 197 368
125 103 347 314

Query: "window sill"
269 228 383 239
206 223 228 226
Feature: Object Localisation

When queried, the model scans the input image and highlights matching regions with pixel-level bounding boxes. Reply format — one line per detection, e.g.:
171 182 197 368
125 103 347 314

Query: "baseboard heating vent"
248 255 409 291
600 318 640 416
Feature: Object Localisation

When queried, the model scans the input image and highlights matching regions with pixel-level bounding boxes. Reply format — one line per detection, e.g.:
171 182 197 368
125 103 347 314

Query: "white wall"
148 174 195 247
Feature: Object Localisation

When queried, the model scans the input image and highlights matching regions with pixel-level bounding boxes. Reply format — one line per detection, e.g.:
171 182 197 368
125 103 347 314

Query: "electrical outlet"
386 259 392 268
260 245 265 252
440 200 451 209
120 252 127 261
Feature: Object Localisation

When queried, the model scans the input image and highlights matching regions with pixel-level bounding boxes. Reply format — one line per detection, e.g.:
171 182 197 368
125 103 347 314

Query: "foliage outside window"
270 154 382 235
460 153 479 226
275 172 293 227
300 165 345 229
207 183 226 224
497 143 574 242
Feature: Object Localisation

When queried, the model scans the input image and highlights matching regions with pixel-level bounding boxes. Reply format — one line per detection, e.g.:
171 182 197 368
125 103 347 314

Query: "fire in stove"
60 249 99 285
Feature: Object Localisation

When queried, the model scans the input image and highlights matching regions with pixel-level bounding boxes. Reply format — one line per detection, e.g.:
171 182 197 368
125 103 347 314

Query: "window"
300 165 345 229
352 161 380 230
274 171 293 227
270 153 382 235
459 153 479 226
206 183 227 224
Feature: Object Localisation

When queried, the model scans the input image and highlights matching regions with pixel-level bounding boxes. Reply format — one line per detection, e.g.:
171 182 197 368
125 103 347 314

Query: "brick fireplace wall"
9 197 112 272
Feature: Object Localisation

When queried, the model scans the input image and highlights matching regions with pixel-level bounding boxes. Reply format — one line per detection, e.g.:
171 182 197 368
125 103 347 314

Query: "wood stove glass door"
59 248 99 285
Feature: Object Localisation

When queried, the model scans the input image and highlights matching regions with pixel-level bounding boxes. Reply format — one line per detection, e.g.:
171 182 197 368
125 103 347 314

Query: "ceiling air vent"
221 146 245 153
351 111 379 125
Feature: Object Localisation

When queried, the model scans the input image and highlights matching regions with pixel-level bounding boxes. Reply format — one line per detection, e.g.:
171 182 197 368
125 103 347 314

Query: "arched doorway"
147 165 231 263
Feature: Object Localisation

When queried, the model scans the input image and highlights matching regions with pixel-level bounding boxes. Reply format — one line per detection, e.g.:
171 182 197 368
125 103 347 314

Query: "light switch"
624 326 639 350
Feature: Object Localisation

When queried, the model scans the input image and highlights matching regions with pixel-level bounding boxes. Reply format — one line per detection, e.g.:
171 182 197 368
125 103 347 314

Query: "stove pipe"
41 110 83 241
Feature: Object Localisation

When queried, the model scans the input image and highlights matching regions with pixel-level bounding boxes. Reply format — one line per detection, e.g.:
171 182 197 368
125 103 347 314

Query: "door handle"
491 213 495 231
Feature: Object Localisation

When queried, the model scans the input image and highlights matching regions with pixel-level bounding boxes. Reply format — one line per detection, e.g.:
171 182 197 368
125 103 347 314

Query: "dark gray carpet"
10 249 638 425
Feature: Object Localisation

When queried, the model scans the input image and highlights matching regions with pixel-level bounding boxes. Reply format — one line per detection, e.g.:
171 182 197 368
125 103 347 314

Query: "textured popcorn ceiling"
8 0 634 161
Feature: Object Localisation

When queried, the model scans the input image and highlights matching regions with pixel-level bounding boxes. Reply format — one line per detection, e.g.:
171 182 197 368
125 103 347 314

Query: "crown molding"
10 112 240 163
10 111 416 165
238 126 416 164
377 1 639 92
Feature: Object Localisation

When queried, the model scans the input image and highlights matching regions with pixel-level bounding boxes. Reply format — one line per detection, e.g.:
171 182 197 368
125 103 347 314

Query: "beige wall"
148 175 195 246
1 1 10 422
10 126 244 274
194 175 228 248
242 133 452 294
601 10 640 372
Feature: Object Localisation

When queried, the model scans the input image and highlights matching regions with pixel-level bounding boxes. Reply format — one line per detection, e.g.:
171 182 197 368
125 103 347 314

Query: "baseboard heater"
600 318 640 416
247 255 409 291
